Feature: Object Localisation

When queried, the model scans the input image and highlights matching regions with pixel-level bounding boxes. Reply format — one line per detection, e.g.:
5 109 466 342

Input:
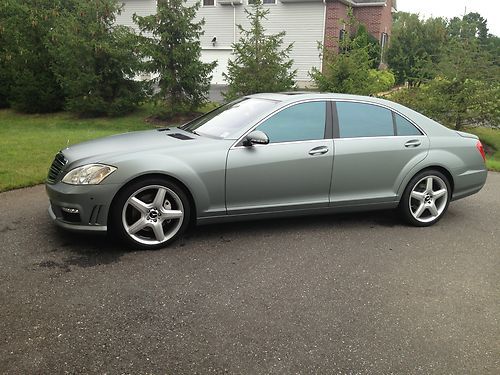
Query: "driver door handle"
309 146 329 156
405 139 421 148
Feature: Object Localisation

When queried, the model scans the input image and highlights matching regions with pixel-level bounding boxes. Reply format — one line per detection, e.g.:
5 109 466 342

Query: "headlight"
62 164 117 185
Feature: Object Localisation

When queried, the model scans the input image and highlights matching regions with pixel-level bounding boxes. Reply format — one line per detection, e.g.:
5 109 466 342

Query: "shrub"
369 69 396 94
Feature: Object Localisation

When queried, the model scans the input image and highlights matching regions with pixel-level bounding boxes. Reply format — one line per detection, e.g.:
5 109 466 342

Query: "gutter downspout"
320 0 326 73
232 2 236 45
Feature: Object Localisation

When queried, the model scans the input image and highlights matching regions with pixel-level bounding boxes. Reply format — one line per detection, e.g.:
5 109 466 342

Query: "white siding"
117 1 325 84
192 2 325 83
115 0 157 32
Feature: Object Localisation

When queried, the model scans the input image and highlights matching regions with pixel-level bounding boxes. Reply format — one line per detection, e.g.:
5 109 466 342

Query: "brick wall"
324 1 349 51
353 0 393 42
324 0 393 51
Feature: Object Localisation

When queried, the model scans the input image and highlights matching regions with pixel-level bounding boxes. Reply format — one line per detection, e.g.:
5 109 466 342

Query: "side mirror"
244 130 269 146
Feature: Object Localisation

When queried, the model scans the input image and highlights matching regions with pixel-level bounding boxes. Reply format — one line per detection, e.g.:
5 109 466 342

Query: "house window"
203 0 215 6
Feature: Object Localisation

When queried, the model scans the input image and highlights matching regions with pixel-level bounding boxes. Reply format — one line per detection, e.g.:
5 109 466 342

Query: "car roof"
246 92 392 106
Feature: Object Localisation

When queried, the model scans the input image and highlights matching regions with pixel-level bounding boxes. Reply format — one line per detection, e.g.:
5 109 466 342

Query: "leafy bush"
9 69 65 113
369 69 396 94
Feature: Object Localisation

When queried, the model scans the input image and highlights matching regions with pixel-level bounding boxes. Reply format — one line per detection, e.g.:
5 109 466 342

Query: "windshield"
181 98 278 139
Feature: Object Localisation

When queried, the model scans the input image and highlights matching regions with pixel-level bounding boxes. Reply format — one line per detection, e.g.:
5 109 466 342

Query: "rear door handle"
309 146 329 156
404 139 421 148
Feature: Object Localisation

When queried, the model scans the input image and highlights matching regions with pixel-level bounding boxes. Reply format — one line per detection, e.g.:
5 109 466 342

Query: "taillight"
476 141 486 163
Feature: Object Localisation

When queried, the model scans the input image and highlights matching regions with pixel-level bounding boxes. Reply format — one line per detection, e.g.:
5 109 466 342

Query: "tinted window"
256 102 326 143
337 102 394 138
181 98 277 139
395 113 422 136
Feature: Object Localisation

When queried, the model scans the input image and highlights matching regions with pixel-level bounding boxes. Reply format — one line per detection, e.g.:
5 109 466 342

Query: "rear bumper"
451 168 488 201
46 182 119 232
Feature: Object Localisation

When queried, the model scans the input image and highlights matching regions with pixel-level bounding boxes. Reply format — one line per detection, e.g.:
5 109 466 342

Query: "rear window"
395 113 422 136
181 98 278 139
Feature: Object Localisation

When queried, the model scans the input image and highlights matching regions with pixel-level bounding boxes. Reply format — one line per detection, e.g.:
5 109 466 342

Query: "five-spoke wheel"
111 178 191 249
400 170 451 226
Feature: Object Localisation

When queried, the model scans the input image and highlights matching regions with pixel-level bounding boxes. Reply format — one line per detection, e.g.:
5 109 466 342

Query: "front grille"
47 152 68 184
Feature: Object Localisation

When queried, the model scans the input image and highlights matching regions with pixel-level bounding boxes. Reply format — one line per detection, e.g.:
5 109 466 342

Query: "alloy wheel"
408 175 448 223
121 185 184 245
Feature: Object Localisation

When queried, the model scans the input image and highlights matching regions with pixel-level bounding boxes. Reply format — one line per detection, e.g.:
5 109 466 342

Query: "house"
116 0 395 86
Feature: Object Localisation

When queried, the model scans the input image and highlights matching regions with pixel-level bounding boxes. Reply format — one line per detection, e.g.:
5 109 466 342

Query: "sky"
396 0 500 36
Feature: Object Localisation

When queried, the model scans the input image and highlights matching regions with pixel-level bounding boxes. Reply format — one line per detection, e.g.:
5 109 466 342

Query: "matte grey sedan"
46 93 487 249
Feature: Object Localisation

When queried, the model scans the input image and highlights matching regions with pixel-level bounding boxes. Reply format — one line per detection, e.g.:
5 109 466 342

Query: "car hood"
61 128 221 164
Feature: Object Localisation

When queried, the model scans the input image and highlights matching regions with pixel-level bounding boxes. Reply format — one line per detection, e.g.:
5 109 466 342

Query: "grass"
465 127 500 172
0 107 157 192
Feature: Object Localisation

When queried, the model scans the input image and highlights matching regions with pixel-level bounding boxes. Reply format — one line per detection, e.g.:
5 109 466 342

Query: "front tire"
400 170 451 227
110 178 191 249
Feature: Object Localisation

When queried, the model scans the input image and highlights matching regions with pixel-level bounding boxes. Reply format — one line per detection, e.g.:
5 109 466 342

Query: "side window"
395 113 422 136
336 102 394 138
256 102 326 143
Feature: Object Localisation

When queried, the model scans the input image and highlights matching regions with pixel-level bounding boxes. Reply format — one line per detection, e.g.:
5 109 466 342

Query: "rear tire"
400 170 451 227
110 178 191 249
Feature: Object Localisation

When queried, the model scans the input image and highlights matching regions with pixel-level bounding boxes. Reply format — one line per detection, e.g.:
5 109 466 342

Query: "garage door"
200 49 233 85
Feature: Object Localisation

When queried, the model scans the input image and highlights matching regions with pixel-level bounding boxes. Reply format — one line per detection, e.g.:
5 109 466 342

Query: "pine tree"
48 0 147 117
134 0 215 118
223 0 296 100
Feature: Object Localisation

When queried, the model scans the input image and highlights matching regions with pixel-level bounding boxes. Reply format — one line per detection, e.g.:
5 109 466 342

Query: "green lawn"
0 108 156 192
465 127 500 172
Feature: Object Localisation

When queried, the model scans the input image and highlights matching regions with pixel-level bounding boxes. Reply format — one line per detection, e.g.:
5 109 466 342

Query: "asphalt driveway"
0 173 499 374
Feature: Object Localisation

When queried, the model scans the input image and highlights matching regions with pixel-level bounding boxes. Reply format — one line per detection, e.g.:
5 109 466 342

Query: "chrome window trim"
333 135 427 141
233 139 332 149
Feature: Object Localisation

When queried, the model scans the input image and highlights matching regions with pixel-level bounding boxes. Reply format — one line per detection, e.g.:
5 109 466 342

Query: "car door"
330 101 429 206
225 101 334 214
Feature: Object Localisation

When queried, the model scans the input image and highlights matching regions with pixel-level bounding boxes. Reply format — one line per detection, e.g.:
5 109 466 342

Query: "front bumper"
46 182 120 232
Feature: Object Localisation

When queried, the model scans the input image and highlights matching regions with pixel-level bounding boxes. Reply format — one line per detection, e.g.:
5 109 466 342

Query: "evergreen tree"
430 35 499 129
387 12 447 86
134 0 215 118
1 0 65 113
48 0 147 117
223 0 296 100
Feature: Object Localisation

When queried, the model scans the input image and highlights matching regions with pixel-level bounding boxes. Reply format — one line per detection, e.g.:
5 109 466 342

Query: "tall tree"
134 0 215 117
223 0 296 100
387 12 447 86
48 0 147 116
448 12 488 43
431 33 499 129
0 0 65 113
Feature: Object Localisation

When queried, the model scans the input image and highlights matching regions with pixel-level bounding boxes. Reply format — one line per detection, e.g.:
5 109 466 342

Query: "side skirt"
196 201 399 226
